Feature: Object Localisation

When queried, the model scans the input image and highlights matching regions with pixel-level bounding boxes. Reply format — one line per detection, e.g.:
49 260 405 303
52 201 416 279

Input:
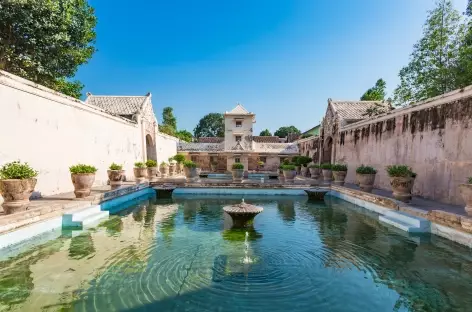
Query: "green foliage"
301 133 312 139
0 161 38 180
232 163 244 170
161 107 177 133
356 165 377 174
257 161 264 166
168 156 175 163
0 0 97 99
193 113 224 138
308 164 320 168
145 159 157 167
332 164 348 172
282 164 296 171
467 177 472 184
361 79 387 101
160 161 168 167
274 126 301 138
259 129 272 136
393 0 466 105
134 162 146 168
69 164 97 174
183 160 197 168
386 165 417 178
282 159 290 165
296 156 312 167
173 154 186 163
320 163 332 170
69 233 95 260
109 163 123 170
158 124 175 136
175 130 193 142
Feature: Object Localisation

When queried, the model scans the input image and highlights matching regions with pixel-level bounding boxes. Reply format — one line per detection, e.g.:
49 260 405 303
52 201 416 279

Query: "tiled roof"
86 95 148 117
178 143 224 152
197 137 224 143
253 136 280 143
330 100 389 120
225 104 252 115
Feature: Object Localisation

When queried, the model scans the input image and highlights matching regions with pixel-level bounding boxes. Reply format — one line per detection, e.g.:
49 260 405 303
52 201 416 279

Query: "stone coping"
331 185 472 236
0 182 149 234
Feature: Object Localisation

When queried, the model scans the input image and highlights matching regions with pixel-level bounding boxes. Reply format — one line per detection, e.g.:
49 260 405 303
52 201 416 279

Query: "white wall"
155 132 178 164
0 71 175 199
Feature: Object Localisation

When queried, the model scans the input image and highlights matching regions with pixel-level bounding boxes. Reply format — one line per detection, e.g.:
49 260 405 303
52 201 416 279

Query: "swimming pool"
1 193 471 311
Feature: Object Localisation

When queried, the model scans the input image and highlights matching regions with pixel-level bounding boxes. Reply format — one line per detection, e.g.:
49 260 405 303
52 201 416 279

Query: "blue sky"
77 0 467 134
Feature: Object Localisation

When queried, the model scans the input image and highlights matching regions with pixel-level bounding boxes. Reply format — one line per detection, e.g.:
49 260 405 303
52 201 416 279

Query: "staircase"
62 205 109 228
379 210 430 233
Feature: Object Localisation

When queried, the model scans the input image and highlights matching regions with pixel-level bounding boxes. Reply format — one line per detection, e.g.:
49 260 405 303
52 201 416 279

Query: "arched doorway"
146 134 156 160
322 136 333 163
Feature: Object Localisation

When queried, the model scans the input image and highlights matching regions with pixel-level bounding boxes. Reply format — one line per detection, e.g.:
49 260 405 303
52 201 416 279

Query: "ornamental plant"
297 156 312 167
134 162 146 168
468 177 472 184
283 159 290 165
69 164 97 174
168 156 175 163
356 165 377 174
332 164 348 172
145 159 157 167
320 163 332 170
183 160 197 168
173 154 186 164
232 163 244 170
160 161 168 167
308 164 320 168
257 161 264 166
282 164 296 171
386 165 417 178
109 163 123 171
0 161 38 180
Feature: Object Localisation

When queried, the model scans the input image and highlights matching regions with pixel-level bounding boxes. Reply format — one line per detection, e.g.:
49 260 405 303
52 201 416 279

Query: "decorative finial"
242 198 245 203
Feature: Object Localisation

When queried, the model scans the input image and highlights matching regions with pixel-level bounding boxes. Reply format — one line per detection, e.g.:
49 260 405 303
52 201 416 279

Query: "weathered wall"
335 88 472 205
155 133 178 164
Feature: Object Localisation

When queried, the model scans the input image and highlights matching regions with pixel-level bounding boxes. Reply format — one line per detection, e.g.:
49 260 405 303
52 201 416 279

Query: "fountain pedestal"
223 199 263 228
304 188 329 200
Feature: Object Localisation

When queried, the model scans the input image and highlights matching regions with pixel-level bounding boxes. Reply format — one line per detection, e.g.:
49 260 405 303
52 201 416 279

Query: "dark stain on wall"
402 115 409 133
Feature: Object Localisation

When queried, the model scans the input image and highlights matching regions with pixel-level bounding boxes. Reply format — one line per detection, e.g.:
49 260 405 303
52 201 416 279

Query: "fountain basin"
223 199 263 227
304 188 329 200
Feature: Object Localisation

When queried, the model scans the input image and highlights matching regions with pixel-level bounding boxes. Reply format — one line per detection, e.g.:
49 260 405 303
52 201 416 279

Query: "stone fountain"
304 187 329 200
223 199 263 228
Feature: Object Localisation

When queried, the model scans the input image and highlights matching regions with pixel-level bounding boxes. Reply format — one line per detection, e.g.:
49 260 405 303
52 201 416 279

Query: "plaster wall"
335 91 472 205
224 115 253 151
155 132 178 164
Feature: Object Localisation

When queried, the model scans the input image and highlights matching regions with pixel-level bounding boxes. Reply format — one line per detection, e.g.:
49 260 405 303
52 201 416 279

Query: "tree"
0 0 97 98
360 79 387 101
259 129 272 136
175 130 193 142
274 126 301 138
161 107 177 133
393 0 465 105
193 113 224 138
455 0 472 88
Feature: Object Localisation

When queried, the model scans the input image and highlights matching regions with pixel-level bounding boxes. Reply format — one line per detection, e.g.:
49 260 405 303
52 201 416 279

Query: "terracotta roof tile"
253 136 280 143
330 100 390 120
197 137 224 143
86 95 148 117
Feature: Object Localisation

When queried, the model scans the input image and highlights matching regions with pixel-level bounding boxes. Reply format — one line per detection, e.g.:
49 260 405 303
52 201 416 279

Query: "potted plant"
232 163 244 183
257 161 264 171
308 164 320 179
160 161 169 178
278 165 285 183
298 156 312 177
173 154 186 174
282 164 297 183
108 163 124 188
459 177 472 215
183 160 198 181
134 162 147 183
0 161 38 214
386 165 417 202
332 164 348 186
292 156 301 175
356 165 377 193
69 164 97 198
168 157 176 176
210 161 218 172
146 159 158 182
321 163 332 182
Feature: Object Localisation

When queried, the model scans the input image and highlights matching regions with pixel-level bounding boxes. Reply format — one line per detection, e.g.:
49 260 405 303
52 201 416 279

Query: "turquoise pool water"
1 193 472 311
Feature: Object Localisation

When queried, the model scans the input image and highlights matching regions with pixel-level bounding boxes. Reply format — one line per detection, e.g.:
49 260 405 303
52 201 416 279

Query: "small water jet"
223 198 263 228
242 231 253 264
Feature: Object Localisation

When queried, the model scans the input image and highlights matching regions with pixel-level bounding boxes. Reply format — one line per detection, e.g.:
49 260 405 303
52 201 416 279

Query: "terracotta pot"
71 173 95 198
0 178 37 214
309 167 320 179
169 164 176 176
300 166 308 177
333 170 347 186
322 169 332 182
459 184 472 215
283 170 296 183
107 170 124 188
133 167 147 184
160 166 169 178
184 167 198 181
356 173 376 193
147 167 158 182
389 176 415 202
232 169 244 183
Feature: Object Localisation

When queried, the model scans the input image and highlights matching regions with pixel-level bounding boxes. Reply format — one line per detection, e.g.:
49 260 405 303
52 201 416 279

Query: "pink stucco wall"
335 90 472 205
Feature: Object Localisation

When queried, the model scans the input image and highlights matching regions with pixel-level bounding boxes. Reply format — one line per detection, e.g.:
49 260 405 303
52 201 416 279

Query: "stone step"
81 211 109 228
62 205 108 228
379 214 430 233
70 205 102 221
383 210 430 228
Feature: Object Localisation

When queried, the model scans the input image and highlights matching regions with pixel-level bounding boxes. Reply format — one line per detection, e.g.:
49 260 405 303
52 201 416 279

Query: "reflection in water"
0 195 472 311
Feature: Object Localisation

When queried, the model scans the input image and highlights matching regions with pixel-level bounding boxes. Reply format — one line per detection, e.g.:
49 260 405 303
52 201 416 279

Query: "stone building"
178 104 299 172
